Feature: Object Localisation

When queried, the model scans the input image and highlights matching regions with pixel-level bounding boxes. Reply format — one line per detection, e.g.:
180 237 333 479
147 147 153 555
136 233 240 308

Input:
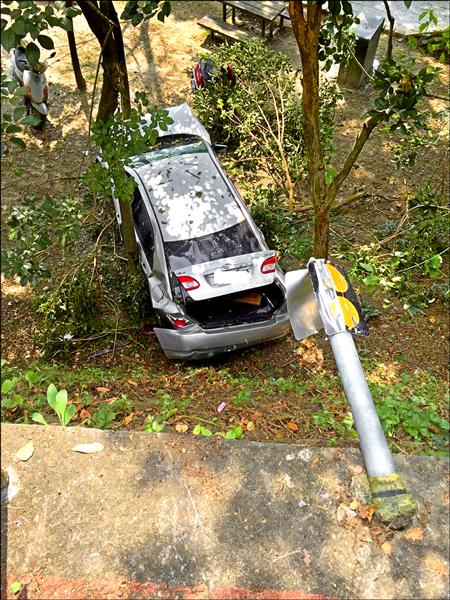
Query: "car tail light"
261 255 277 274
173 318 190 328
178 275 200 291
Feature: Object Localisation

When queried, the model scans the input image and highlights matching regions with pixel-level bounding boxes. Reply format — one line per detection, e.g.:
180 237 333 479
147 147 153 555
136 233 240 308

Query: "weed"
233 387 252 406
89 394 132 429
31 384 75 427
193 424 213 437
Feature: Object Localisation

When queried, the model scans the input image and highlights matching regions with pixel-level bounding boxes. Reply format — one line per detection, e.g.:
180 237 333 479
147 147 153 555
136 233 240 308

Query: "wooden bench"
197 15 257 43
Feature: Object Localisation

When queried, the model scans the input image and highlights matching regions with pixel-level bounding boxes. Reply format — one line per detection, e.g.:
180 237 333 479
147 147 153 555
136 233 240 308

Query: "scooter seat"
14 47 29 73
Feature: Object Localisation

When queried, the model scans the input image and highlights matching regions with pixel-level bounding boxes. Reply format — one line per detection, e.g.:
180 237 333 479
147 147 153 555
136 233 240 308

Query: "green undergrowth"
1 358 448 455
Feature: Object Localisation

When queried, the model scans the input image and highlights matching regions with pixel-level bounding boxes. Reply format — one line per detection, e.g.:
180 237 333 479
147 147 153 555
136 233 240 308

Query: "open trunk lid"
174 250 277 301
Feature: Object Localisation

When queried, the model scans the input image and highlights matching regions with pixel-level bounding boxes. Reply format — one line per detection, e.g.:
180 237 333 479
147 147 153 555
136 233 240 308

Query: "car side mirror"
213 144 228 154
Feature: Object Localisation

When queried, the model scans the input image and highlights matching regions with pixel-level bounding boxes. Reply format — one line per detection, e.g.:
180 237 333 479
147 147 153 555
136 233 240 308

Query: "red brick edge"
4 575 338 600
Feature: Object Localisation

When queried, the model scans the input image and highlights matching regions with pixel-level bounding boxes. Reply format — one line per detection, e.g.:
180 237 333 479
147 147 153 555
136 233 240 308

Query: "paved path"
1 424 449 599
351 1 449 35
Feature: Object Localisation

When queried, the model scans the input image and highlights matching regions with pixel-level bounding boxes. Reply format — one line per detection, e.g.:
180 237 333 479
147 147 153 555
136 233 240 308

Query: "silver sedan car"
109 103 291 359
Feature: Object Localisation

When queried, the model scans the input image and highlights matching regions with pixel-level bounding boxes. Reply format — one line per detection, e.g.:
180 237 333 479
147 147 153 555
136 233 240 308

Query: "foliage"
408 8 450 64
193 424 212 436
0 75 39 155
34 269 103 357
89 395 132 429
319 0 357 71
0 0 78 59
312 369 449 453
248 187 313 262
1 194 84 285
192 38 341 208
342 182 449 314
32 383 75 426
369 61 437 133
372 375 449 449
121 0 171 25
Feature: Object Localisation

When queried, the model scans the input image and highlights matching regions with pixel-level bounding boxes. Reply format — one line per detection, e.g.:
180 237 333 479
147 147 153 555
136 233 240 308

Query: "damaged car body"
105 103 291 359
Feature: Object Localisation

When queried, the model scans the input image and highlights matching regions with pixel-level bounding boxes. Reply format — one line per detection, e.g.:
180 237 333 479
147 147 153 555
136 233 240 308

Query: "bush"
192 39 341 207
34 269 103 357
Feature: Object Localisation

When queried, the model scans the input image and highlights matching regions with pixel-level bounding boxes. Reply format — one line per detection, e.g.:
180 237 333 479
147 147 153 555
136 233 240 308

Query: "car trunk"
183 282 285 329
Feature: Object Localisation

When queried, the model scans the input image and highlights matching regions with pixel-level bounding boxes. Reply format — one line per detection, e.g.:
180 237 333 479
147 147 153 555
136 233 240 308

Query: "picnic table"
218 0 288 39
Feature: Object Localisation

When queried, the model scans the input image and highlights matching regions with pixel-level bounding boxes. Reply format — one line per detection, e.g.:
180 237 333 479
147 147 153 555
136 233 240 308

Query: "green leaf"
10 582 22 595
1 27 16 50
25 42 40 67
37 34 54 50
11 19 26 35
53 389 68 422
32 412 48 426
5 124 21 134
403 0 412 8
47 383 57 406
25 370 40 387
363 275 380 288
9 137 26 150
64 404 76 426
1 379 16 394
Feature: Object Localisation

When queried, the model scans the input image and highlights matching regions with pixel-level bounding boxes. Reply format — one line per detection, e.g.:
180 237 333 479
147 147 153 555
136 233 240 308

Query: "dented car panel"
105 103 290 359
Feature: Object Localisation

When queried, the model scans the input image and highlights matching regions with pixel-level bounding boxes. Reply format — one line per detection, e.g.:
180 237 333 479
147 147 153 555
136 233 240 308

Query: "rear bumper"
154 311 291 360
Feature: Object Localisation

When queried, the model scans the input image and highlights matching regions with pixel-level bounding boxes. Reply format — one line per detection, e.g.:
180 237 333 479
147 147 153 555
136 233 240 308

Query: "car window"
132 187 154 267
165 221 261 271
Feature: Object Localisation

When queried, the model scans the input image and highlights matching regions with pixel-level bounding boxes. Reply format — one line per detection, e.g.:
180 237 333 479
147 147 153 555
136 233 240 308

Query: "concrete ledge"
1 424 449 599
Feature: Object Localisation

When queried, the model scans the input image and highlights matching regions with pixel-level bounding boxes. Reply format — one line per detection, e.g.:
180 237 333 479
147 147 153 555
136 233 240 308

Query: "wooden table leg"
232 7 236 23
222 2 226 21
262 17 266 38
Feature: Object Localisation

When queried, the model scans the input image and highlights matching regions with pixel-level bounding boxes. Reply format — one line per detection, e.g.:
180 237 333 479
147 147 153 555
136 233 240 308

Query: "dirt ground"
1 2 449 444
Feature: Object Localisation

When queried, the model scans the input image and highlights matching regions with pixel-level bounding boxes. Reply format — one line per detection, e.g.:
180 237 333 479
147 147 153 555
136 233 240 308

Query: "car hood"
143 103 211 145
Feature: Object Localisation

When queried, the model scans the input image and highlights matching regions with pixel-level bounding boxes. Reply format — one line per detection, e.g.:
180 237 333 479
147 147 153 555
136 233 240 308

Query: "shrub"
34 269 103 357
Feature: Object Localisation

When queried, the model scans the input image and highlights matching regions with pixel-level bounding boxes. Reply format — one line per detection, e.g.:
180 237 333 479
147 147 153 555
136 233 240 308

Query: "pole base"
369 473 416 529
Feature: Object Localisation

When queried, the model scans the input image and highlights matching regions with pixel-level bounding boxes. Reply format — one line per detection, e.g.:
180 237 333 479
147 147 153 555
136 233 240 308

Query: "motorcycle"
191 58 236 93
9 46 53 129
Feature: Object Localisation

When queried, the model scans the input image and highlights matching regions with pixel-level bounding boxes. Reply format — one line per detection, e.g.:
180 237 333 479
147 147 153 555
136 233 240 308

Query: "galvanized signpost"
286 259 416 527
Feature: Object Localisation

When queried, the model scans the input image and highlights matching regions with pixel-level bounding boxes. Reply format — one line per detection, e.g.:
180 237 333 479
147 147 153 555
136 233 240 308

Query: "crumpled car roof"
143 102 211 145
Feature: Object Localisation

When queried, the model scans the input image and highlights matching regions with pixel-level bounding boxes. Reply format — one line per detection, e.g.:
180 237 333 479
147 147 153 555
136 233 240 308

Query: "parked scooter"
9 47 53 129
191 58 236 93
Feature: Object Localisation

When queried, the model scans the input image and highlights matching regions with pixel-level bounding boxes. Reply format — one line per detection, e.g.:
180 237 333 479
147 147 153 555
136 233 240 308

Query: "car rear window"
165 221 261 271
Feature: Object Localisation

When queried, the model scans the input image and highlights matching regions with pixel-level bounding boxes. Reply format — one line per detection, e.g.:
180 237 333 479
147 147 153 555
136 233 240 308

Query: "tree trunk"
76 0 120 122
313 207 330 258
383 0 395 62
118 197 138 273
289 1 328 257
66 0 86 91
101 0 131 118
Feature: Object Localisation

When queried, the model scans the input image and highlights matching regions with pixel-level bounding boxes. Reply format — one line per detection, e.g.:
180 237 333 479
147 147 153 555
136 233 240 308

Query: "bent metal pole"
286 259 416 527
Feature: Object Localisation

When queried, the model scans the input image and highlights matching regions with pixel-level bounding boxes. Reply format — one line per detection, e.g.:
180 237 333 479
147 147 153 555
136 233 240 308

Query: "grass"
2 356 448 455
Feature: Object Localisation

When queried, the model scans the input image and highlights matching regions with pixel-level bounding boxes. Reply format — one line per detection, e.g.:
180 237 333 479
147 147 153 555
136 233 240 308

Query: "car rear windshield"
165 221 261 271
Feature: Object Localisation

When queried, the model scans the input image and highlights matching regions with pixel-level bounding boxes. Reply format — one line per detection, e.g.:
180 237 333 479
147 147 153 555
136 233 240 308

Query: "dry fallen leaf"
123 414 134 425
79 408 91 421
349 499 359 510
428 315 436 324
404 527 424 542
96 387 109 394
72 443 104 454
246 421 255 431
16 441 34 462
175 423 188 433
381 542 392 557
303 549 312 568
349 464 364 475
287 422 299 431
127 379 138 387
357 503 377 522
